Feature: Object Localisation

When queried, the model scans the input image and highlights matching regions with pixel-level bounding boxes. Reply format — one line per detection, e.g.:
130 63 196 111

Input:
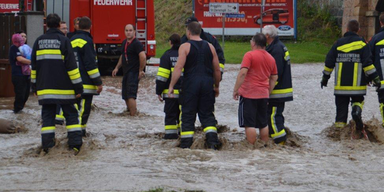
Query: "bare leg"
259 126 269 142
128 98 137 116
245 127 257 144
124 99 129 112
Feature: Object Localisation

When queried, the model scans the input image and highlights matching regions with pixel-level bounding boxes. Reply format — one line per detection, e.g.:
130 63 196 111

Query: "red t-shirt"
239 49 277 99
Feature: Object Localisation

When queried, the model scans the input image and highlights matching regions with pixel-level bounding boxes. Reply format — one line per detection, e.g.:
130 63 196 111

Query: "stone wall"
342 0 380 40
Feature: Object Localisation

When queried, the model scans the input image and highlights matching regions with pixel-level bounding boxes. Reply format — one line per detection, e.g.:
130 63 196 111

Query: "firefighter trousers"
335 95 364 128
163 98 180 139
267 102 287 144
77 95 93 136
41 104 82 150
55 105 64 125
180 76 220 148
378 90 384 126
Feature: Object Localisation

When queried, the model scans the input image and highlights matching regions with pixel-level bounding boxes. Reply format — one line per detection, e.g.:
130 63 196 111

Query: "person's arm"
168 43 189 96
112 55 123 77
138 51 146 79
82 39 102 93
30 40 38 93
233 68 248 100
209 43 221 97
16 56 31 65
64 38 83 97
321 43 337 89
269 74 278 94
156 52 171 101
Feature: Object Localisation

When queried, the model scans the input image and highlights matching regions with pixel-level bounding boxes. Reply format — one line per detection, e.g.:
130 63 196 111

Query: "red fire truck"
46 0 156 73
0 0 33 13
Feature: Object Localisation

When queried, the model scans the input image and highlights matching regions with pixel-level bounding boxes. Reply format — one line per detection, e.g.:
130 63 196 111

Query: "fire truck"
46 0 156 74
1 0 156 74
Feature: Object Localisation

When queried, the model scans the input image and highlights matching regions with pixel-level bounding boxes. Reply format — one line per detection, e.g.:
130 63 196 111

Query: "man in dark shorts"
233 33 278 144
112 24 146 116
168 21 222 149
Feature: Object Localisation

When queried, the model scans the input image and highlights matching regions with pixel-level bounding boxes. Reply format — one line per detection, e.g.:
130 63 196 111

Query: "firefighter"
31 14 83 152
181 17 225 76
369 13 384 127
67 17 80 39
321 20 381 138
70 16 103 136
262 25 293 145
156 34 182 139
168 22 222 149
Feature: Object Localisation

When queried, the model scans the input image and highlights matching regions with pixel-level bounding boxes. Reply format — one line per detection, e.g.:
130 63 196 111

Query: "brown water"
1 64 384 191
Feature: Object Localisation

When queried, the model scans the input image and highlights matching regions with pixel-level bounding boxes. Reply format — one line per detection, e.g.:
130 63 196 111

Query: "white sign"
209 3 239 14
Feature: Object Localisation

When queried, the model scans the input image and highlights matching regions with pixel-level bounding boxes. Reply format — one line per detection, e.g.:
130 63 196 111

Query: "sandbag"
0 119 24 134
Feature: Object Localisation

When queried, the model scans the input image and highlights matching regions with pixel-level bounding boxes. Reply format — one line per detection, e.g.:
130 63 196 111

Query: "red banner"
195 0 296 36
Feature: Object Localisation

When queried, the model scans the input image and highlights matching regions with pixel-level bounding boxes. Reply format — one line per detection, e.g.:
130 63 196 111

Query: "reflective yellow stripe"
334 86 366 90
352 101 364 109
203 126 217 132
363 64 375 72
219 63 225 69
270 107 278 134
67 124 81 129
336 41 366 53
284 51 290 61
337 62 342 86
68 68 80 75
71 38 87 48
335 122 346 128
165 125 178 130
37 89 75 95
376 39 384 46
81 124 87 128
271 129 286 138
36 49 61 55
84 84 97 90
380 103 384 124
31 70 36 75
271 88 293 94
87 68 100 76
324 66 333 72
80 99 86 122
41 126 55 131
69 73 81 80
353 63 358 86
180 131 194 136
163 89 179 94
171 68 184 72
157 67 171 78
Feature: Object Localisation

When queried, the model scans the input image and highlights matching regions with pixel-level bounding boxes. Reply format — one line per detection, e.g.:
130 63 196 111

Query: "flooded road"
1 63 384 191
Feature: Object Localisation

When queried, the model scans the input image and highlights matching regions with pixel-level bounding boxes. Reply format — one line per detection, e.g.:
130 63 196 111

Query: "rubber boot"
82 129 87 137
41 133 56 152
67 131 83 151
351 105 363 131
180 138 193 148
205 132 222 150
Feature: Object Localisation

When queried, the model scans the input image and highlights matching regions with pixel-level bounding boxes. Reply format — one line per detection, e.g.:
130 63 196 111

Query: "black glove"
373 76 381 92
321 75 330 89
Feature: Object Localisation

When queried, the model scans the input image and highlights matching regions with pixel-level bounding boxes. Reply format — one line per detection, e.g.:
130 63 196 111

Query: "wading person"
70 16 103 136
112 24 146 116
156 34 181 139
31 14 84 153
321 20 380 139
9 33 31 114
233 33 278 144
168 22 222 149
369 13 384 128
263 25 293 145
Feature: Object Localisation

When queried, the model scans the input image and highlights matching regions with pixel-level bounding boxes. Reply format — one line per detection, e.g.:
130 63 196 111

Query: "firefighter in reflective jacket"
70 17 103 136
369 13 384 127
156 34 181 139
181 17 225 76
321 20 381 138
31 14 83 152
263 25 293 144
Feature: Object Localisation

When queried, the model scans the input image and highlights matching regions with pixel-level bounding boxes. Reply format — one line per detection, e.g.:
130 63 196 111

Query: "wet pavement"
1 63 384 191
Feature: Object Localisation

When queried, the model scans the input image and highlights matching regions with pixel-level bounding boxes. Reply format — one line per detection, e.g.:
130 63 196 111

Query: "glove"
373 76 381 92
321 75 330 89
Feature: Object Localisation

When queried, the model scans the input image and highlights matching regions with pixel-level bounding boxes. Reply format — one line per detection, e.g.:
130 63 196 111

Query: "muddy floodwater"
1 63 384 191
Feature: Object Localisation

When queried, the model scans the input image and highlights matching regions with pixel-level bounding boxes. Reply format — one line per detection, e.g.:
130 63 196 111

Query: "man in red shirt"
233 33 278 144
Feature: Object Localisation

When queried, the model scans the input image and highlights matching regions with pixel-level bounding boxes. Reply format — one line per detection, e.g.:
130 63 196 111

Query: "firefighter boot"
41 133 56 153
205 132 222 150
180 138 193 148
67 131 83 151
163 133 179 140
351 104 363 131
